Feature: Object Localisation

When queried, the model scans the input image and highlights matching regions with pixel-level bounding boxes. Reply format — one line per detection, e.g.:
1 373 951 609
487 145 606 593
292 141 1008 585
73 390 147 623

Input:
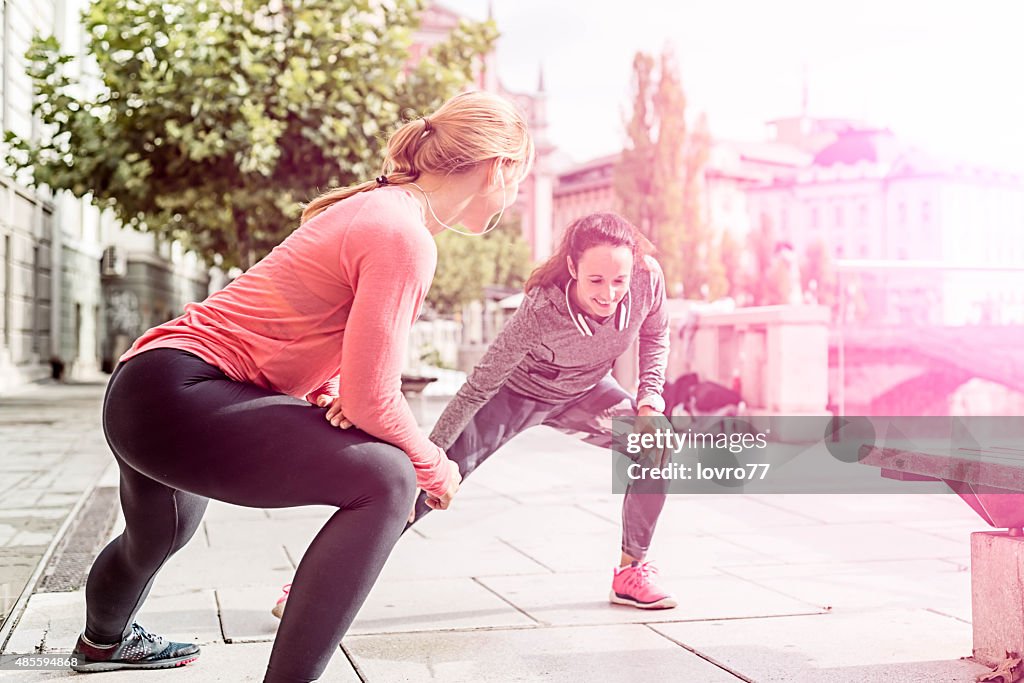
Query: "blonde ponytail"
300 180 378 224
301 91 534 225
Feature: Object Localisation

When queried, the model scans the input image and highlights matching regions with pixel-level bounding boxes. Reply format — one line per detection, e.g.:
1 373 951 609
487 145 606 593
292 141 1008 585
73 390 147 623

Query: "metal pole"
837 267 845 417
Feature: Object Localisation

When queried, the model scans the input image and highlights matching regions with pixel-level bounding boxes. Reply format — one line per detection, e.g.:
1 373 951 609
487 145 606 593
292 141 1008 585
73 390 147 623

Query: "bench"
860 441 1024 668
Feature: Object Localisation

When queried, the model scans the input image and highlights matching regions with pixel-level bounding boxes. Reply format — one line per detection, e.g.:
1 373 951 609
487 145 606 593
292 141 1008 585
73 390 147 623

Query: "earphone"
408 171 507 237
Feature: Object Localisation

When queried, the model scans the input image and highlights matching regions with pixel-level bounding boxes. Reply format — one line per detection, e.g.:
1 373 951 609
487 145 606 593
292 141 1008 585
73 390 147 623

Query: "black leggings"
407 379 668 558
86 349 416 683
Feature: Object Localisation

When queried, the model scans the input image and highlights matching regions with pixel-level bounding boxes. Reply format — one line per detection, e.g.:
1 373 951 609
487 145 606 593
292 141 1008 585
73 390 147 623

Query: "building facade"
746 127 1024 324
551 142 807 263
0 0 101 389
551 116 1024 325
0 0 209 392
417 3 558 261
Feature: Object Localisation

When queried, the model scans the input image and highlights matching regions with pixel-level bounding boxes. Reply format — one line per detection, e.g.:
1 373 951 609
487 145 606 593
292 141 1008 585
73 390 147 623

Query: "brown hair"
301 91 534 224
524 212 655 293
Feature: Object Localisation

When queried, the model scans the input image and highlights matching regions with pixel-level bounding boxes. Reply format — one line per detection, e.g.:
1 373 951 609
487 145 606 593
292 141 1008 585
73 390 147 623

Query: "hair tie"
375 175 389 186
422 117 432 133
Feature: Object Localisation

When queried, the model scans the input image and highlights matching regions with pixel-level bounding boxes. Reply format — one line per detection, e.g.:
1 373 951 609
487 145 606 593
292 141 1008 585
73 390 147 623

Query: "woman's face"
570 244 633 318
458 162 521 233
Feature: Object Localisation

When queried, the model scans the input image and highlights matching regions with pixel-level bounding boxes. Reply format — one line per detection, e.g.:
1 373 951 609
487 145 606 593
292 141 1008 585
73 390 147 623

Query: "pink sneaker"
271 583 290 620
610 561 677 609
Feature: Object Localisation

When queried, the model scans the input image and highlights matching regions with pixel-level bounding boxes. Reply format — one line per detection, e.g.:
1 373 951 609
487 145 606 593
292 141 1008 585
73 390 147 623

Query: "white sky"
440 0 1024 171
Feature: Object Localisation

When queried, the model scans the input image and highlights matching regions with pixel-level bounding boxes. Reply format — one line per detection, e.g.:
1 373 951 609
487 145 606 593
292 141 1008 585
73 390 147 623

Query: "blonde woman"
71 91 533 682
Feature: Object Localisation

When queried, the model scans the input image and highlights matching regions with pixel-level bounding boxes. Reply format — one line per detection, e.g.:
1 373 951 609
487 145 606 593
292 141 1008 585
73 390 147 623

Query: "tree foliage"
427 214 532 316
4 0 497 269
615 52 656 240
801 239 837 309
614 48 714 298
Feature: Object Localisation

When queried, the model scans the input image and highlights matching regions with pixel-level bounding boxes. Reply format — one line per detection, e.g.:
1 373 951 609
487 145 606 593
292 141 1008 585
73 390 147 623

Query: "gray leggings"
87 349 416 683
408 376 667 558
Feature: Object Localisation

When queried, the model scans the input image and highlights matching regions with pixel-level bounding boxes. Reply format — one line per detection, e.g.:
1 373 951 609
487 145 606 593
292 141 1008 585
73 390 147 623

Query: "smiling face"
569 244 634 318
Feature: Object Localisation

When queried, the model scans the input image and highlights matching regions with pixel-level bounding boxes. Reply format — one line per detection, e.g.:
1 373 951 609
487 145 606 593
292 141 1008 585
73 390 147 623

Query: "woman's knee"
354 444 417 507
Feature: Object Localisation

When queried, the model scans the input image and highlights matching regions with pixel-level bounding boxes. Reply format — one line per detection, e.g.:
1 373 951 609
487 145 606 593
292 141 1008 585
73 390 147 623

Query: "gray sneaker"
70 623 199 673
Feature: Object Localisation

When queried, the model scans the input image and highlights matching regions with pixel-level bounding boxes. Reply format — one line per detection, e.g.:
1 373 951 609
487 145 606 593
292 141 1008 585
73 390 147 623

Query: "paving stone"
345 623 741 683
4 589 220 655
650 609 990 682
217 578 535 643
478 570 823 626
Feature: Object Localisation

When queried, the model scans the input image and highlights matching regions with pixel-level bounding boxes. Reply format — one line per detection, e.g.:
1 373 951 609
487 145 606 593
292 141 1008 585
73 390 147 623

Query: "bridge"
831 325 1024 414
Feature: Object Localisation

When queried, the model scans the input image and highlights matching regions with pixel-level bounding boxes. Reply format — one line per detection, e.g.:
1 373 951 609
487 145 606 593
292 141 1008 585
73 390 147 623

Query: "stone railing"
614 303 831 416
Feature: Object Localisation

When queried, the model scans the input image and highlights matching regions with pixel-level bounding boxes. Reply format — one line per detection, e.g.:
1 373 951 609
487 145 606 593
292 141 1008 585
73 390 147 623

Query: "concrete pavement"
0 380 997 681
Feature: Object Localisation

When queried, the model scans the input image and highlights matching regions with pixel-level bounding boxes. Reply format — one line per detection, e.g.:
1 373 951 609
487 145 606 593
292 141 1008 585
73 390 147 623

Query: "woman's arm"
429 299 540 450
636 258 670 412
337 227 452 498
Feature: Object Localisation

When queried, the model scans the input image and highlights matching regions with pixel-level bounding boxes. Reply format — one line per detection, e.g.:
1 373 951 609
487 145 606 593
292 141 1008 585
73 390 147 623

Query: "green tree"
4 0 497 270
649 49 686 292
614 52 657 241
427 214 533 316
704 236 729 300
765 255 794 305
679 112 711 297
743 216 778 305
801 239 837 310
614 48 711 297
718 230 742 298
487 214 533 291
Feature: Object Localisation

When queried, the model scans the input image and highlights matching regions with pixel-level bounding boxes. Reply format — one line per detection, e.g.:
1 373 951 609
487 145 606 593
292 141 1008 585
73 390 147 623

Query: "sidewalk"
0 381 994 682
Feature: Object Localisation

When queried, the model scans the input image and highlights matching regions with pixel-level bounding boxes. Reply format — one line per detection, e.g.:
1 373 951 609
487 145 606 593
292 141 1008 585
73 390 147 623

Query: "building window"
859 203 868 227
810 206 819 230
32 246 40 353
898 201 907 226
921 200 932 225
835 205 843 228
3 235 10 346
74 303 82 359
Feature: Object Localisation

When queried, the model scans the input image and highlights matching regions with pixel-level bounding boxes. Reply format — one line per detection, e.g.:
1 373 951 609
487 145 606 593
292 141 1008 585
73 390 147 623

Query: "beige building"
551 142 806 259
551 153 621 243
551 117 1024 325
0 0 102 389
0 0 209 392
418 3 558 261
746 126 1024 324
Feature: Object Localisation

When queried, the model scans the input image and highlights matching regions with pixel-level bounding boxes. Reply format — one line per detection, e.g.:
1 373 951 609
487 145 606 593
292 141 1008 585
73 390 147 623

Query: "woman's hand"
425 459 461 511
318 400 459 512
634 406 674 469
319 396 354 429
637 405 663 419
408 491 421 524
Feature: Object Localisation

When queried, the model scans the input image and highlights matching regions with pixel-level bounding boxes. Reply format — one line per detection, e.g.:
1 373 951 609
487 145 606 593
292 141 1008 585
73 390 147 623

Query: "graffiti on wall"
106 290 141 336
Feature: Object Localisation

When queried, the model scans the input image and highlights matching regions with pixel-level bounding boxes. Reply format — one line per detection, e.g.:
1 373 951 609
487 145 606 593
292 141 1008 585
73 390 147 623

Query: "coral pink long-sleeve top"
120 186 451 497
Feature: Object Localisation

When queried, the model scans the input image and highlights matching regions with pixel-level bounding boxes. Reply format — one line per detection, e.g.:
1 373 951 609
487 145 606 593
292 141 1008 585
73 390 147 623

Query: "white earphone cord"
408 173 506 237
